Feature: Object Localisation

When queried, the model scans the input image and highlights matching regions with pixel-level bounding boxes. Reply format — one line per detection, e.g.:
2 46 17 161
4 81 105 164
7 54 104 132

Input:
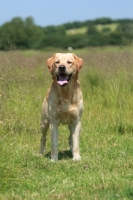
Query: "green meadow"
0 46 133 199
66 23 118 35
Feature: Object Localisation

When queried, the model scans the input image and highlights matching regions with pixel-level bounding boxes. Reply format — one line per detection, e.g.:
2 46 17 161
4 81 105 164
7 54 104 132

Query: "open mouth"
56 73 72 86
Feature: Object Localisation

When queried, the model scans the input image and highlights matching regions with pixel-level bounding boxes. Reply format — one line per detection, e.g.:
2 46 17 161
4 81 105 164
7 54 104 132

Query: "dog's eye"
55 60 60 64
67 61 72 64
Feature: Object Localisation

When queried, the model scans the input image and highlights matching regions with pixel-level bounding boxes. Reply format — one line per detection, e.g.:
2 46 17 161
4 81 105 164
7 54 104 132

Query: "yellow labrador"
40 53 84 161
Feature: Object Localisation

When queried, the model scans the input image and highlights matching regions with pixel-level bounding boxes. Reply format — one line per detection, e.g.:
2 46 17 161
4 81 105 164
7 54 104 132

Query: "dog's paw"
51 156 58 162
73 155 81 161
39 150 45 155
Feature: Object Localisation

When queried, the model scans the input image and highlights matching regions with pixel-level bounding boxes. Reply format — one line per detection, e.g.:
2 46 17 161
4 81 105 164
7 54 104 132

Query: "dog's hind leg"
39 121 49 155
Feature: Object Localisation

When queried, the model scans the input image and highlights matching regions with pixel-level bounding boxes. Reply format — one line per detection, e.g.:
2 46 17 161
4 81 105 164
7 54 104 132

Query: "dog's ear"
46 54 56 73
73 54 83 72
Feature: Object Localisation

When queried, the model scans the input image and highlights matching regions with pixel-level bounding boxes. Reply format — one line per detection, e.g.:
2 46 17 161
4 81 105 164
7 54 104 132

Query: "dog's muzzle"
56 65 72 86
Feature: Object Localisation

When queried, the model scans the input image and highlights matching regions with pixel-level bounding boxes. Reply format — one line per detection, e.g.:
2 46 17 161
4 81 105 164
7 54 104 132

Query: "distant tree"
114 19 133 24
63 21 87 29
0 16 132 49
63 22 73 29
108 32 123 45
0 17 26 49
94 17 112 25
65 34 88 49
84 20 94 26
87 24 98 35
71 21 83 28
0 17 43 49
115 23 133 45
116 23 133 35
101 27 111 33
44 25 65 35
0 22 15 49
37 25 66 49
24 17 43 49
11 17 27 48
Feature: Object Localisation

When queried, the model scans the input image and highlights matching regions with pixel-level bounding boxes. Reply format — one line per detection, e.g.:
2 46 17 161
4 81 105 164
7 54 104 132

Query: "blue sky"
0 0 133 27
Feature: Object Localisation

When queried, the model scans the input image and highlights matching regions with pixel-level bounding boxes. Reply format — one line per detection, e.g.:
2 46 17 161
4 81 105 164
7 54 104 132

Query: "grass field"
0 46 133 199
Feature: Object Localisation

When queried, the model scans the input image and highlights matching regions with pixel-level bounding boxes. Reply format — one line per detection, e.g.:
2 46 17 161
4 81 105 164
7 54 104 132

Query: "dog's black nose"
59 65 66 72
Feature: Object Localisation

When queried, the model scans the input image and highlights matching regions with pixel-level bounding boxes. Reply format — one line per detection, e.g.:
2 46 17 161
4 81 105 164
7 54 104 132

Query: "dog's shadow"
45 150 73 160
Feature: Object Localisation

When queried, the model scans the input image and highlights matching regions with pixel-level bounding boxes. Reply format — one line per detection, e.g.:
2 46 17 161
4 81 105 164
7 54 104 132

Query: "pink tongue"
57 75 68 86
58 80 68 85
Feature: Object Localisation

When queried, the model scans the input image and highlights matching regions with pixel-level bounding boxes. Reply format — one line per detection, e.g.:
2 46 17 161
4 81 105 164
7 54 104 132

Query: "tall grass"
0 47 133 199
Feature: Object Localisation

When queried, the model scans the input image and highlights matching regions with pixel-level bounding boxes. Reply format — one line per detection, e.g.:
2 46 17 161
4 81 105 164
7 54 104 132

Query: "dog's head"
46 53 83 86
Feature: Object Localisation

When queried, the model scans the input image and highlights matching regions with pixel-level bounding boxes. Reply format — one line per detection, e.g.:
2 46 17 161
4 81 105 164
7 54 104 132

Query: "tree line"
0 17 133 50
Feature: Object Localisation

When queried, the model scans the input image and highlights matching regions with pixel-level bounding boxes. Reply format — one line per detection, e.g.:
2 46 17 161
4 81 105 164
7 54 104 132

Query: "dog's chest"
59 109 77 125
59 99 78 124
50 99 78 125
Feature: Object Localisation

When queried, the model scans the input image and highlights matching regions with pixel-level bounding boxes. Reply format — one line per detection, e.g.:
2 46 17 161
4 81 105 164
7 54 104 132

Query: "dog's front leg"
50 124 59 161
70 121 81 161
